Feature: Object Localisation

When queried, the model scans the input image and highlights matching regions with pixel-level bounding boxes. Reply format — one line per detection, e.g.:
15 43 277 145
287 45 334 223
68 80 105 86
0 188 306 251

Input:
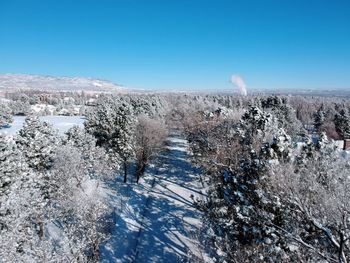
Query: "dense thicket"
180 95 350 262
84 95 168 183
0 118 113 262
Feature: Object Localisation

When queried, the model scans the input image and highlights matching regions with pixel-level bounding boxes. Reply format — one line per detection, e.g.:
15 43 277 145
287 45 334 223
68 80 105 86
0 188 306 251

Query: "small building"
344 139 350 150
86 98 96 106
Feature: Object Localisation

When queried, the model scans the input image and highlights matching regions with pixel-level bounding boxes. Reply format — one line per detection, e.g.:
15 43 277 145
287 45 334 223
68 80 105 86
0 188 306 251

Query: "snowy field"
0 116 85 135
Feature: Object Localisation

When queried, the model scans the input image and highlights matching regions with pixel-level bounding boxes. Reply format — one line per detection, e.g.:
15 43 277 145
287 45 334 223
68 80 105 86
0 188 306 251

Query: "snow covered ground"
101 132 209 263
0 116 85 135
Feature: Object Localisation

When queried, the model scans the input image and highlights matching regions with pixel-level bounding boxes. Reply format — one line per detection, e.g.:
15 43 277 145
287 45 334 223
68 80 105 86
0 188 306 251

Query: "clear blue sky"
0 0 349 91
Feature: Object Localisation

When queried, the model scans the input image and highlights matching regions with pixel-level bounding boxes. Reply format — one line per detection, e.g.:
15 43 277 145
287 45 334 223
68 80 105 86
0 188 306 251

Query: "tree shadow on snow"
100 133 204 263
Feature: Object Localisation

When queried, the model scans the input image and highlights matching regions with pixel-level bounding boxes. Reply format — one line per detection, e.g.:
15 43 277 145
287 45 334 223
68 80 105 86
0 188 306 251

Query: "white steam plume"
230 74 247 96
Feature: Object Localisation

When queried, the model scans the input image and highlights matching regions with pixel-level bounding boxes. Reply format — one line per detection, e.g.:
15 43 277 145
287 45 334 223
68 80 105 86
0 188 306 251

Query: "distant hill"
0 73 127 93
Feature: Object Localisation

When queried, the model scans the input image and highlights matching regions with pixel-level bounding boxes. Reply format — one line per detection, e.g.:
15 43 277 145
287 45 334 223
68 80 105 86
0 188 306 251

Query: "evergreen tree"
16 116 60 171
0 102 13 127
259 96 303 137
334 109 350 139
0 135 20 196
65 126 112 178
9 100 31 116
0 135 49 262
193 105 294 261
85 96 135 182
313 105 326 133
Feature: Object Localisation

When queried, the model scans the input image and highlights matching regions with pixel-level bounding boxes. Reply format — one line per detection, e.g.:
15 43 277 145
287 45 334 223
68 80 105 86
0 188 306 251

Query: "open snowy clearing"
0 116 85 135
101 132 209 263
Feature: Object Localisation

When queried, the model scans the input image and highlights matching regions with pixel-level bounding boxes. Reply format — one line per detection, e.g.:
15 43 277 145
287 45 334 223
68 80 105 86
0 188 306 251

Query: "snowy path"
101 132 206 263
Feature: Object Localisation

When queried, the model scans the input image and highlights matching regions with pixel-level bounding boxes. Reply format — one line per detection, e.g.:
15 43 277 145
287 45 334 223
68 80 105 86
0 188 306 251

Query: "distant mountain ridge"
0 73 127 93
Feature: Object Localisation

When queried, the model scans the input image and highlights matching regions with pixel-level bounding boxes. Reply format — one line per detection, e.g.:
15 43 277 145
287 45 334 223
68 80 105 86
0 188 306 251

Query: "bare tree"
133 115 168 183
267 145 350 263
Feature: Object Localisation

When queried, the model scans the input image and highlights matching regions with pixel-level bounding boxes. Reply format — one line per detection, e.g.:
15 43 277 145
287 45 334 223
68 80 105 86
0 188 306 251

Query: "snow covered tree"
11 117 61 248
240 105 272 148
65 125 113 178
85 96 135 183
0 102 13 127
48 145 111 261
134 115 168 183
0 135 20 196
5 93 31 116
1 135 111 261
16 116 60 171
266 128 292 161
334 109 350 139
259 96 303 137
0 135 51 262
267 139 350 262
289 96 314 124
9 100 31 116
0 171 52 262
313 105 326 133
186 96 350 261
128 95 169 118
1 117 114 261
190 105 290 261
